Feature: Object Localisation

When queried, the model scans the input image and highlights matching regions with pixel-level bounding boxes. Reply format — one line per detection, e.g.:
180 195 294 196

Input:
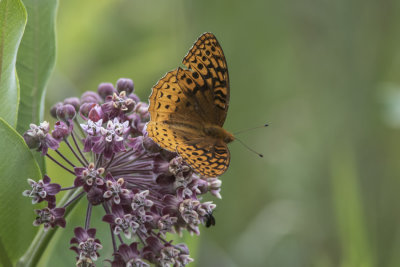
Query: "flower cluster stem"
71 132 89 165
55 149 76 168
46 153 75 175
65 138 86 166
84 203 93 230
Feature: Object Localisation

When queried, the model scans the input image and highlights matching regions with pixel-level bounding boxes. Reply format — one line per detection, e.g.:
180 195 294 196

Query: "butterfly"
147 32 234 177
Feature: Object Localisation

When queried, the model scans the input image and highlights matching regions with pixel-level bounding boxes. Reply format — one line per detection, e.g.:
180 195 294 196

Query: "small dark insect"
205 212 216 228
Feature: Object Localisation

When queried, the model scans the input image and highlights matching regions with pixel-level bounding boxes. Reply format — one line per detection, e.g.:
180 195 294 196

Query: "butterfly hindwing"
177 139 230 177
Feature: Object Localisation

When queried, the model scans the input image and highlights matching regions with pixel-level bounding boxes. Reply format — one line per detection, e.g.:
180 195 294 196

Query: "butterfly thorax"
203 124 235 144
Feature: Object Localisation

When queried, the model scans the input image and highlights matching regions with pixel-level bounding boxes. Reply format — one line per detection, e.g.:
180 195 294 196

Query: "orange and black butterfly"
147 33 233 177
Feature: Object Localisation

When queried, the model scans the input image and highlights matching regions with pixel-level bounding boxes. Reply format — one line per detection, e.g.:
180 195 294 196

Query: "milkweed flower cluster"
22 78 222 266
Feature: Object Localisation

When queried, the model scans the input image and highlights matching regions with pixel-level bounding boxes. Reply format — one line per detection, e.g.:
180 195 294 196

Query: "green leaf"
16 0 58 173
0 118 41 266
0 0 27 128
16 0 58 133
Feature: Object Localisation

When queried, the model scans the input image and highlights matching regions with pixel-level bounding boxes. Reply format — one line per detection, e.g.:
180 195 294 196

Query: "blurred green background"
43 0 400 266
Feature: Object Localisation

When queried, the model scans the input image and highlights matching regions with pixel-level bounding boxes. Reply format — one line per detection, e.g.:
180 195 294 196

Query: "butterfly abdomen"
203 124 234 144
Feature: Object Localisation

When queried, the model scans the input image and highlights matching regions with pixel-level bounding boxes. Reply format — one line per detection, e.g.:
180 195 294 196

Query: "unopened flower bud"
128 93 140 103
135 102 149 120
79 103 95 119
56 104 76 121
116 78 134 94
81 91 101 104
50 102 63 118
97 83 116 99
64 97 80 111
87 186 104 206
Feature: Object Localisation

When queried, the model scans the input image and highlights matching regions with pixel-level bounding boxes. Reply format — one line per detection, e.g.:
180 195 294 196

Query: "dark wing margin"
177 139 230 177
182 33 230 126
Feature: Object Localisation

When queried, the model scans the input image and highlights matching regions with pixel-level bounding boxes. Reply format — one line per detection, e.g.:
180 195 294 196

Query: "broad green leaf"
0 118 41 266
16 0 58 174
16 0 58 133
0 0 26 127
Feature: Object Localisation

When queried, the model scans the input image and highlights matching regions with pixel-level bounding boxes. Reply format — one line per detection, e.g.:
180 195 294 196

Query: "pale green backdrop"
43 0 400 266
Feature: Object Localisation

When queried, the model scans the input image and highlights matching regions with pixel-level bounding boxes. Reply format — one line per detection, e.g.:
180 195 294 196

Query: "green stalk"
330 144 375 267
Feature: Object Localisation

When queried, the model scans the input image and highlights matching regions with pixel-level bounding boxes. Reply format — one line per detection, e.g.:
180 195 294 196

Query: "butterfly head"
223 130 235 144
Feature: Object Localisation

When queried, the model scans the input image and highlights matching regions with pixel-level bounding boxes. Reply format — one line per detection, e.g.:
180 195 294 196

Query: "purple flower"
132 209 153 234
52 120 73 141
198 177 222 199
81 119 103 136
111 243 149 267
131 190 153 211
88 104 104 122
74 163 105 192
96 118 130 158
33 203 65 231
23 175 61 204
103 118 130 142
81 119 103 152
157 214 178 236
70 227 103 265
103 174 130 204
102 91 135 119
23 121 59 155
143 237 193 267
178 199 201 232
21 77 224 266
103 204 139 239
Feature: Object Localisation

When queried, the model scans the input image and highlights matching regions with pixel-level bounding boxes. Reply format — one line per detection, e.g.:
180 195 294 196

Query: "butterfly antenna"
233 122 269 135
235 137 264 158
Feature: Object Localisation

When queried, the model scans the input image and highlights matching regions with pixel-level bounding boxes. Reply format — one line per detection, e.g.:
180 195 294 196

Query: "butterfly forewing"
182 32 230 126
176 68 217 124
148 70 203 152
148 33 232 177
